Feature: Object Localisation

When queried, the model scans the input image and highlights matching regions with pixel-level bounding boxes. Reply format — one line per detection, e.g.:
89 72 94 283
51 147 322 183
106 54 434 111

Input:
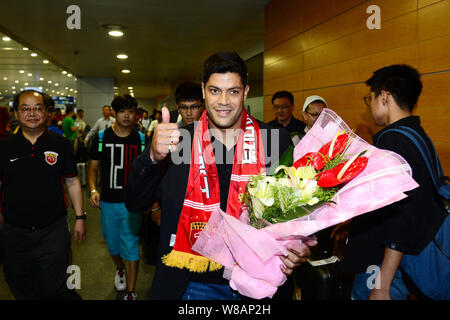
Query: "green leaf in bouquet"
261 203 282 222
315 186 339 202
269 202 324 223
322 153 347 171
270 145 294 177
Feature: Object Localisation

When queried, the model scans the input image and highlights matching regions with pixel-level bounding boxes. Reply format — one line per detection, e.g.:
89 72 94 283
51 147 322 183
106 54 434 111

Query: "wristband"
90 189 98 195
75 213 87 220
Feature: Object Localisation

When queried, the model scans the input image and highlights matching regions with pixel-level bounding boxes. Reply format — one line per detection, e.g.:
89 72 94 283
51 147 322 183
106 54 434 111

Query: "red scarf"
162 109 266 272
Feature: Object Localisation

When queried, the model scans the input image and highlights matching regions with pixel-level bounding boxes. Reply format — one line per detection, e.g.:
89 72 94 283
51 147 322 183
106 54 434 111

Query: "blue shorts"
100 201 141 261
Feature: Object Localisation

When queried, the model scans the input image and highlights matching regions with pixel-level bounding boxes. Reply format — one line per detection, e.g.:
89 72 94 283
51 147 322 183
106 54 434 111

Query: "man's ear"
201 82 206 100
243 85 250 100
381 90 390 105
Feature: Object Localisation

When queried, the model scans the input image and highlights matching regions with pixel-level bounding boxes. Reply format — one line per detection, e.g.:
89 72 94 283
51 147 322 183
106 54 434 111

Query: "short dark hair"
77 109 84 113
111 94 138 112
271 91 294 105
42 93 55 108
203 52 248 87
175 82 204 105
13 90 46 110
365 64 422 112
65 106 74 115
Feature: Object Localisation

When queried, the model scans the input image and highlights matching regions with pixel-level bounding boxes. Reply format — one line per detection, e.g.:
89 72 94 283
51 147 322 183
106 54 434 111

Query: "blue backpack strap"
138 131 146 152
375 126 443 194
396 126 439 176
98 129 105 152
396 126 449 196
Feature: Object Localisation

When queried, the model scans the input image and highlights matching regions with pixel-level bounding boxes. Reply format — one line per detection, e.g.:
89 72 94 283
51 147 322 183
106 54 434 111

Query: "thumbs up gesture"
150 107 181 162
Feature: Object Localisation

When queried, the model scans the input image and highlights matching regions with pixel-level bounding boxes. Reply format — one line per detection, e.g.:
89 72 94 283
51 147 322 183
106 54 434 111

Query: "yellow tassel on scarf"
162 250 222 273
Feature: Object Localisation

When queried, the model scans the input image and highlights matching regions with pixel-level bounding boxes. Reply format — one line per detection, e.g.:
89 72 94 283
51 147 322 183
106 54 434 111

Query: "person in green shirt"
62 106 77 143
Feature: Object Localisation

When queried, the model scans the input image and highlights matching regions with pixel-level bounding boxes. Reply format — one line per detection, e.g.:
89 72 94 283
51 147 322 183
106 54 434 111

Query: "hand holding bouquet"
193 109 419 299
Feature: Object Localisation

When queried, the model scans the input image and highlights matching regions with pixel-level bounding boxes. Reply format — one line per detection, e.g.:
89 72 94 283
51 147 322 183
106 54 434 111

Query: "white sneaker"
124 291 137 300
115 268 126 292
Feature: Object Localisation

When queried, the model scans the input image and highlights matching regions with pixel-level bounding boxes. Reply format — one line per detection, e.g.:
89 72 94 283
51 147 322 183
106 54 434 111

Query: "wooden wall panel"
264 35 303 66
264 0 450 173
302 11 417 71
302 42 418 90
418 0 450 40
265 0 365 49
265 53 303 81
418 0 444 9
264 71 303 96
264 0 305 49
419 72 450 108
265 0 418 68
417 72 450 144
418 35 450 73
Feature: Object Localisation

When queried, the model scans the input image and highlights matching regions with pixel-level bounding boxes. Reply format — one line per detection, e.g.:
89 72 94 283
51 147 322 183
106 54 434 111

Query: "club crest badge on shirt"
189 221 206 246
44 151 59 165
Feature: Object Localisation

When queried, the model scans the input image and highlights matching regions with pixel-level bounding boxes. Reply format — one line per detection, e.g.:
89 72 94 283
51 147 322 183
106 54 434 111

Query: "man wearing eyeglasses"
343 65 447 300
0 90 86 300
175 82 205 127
302 95 328 133
267 91 306 145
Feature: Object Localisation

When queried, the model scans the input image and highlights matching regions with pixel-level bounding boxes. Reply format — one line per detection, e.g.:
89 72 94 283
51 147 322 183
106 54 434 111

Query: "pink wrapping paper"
192 109 419 299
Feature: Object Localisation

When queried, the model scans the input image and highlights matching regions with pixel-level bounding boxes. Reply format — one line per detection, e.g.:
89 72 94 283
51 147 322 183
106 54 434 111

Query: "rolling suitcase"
295 228 353 300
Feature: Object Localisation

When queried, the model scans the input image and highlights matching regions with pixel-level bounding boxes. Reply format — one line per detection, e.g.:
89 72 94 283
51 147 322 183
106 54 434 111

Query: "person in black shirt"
125 52 313 300
0 90 86 299
267 90 306 144
342 65 446 300
88 95 146 300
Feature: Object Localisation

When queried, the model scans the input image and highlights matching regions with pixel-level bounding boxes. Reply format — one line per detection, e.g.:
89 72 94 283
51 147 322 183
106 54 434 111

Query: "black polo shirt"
267 116 306 136
0 129 77 229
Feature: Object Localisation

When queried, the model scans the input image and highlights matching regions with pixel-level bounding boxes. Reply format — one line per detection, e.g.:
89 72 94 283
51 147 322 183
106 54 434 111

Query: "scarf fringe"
162 250 222 273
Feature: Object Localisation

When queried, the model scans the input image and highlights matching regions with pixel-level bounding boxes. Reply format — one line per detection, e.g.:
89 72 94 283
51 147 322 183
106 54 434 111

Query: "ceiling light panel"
0 32 78 100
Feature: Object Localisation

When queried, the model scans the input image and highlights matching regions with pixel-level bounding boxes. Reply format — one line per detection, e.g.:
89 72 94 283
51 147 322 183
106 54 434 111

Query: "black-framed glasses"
18 105 45 114
273 104 291 111
178 105 202 111
364 91 381 107
305 111 321 118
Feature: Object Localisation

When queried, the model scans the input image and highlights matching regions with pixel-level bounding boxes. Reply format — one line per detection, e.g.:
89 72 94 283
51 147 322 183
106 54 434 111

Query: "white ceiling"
0 0 269 100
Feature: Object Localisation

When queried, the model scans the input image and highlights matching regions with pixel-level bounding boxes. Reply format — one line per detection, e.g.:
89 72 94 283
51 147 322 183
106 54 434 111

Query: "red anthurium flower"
293 133 350 171
313 132 350 170
312 153 328 171
292 152 316 168
317 156 368 187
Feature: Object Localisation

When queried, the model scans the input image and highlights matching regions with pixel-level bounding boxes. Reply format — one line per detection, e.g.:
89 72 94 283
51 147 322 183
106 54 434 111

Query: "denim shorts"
100 201 141 261
181 281 241 300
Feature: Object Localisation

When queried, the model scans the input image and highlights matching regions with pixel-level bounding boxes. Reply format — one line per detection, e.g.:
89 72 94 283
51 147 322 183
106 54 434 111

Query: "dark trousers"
0 216 80 300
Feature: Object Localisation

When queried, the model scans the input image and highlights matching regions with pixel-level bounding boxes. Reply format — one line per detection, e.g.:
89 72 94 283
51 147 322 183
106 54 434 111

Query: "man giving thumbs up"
124 52 312 300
